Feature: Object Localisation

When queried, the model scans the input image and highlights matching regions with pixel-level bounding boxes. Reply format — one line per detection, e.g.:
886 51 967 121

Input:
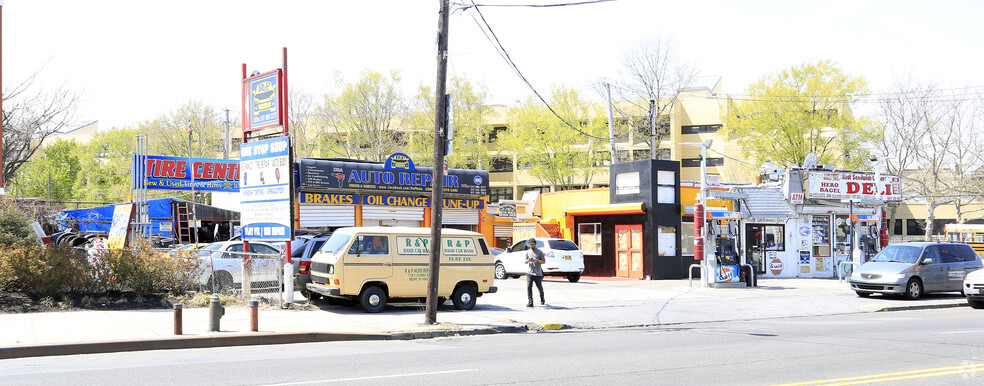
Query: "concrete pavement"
0 277 972 359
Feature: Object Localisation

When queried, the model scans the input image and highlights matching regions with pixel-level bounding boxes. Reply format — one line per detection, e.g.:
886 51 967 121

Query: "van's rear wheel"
360 285 387 313
452 285 478 310
494 263 507 280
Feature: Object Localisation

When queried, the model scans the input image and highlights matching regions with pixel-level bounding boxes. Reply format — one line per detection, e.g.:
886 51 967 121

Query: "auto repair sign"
807 171 902 201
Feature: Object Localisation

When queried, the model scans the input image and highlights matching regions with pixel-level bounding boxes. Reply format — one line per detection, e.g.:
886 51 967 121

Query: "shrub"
0 199 35 246
0 243 95 296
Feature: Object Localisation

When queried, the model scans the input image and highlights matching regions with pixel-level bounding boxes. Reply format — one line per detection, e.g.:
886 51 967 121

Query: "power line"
454 0 615 8
463 0 629 141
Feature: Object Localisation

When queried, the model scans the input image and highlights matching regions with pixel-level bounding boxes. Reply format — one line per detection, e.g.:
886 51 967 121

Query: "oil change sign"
239 136 292 241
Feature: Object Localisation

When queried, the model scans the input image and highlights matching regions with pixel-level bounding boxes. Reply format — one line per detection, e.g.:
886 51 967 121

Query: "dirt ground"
0 291 174 313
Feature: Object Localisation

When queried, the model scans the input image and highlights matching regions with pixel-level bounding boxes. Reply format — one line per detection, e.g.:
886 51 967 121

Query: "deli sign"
807 171 901 201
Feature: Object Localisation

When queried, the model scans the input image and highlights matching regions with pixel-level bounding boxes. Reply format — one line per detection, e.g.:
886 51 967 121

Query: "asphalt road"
2 307 983 385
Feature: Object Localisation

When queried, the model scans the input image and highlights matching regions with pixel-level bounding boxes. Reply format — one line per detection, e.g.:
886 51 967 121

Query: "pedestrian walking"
525 239 545 307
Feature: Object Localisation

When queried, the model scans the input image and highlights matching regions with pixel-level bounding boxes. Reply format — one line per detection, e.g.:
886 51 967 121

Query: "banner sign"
299 192 483 209
807 171 902 201
132 155 240 192
107 204 135 249
245 69 283 132
297 155 489 197
240 136 292 241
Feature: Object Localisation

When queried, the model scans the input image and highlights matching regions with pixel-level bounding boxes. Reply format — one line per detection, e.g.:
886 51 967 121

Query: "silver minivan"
849 242 983 299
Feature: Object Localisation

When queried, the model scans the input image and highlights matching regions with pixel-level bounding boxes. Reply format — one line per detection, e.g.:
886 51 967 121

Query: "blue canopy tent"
57 198 239 242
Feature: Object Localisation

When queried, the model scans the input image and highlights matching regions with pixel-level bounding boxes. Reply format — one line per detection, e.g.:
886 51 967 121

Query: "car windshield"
548 240 579 251
320 233 352 254
871 245 922 264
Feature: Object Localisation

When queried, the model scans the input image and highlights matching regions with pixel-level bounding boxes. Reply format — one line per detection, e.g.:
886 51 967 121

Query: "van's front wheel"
360 285 387 313
452 285 478 310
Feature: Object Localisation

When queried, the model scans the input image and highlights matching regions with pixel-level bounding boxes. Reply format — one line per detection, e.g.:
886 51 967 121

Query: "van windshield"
320 233 352 254
871 245 922 264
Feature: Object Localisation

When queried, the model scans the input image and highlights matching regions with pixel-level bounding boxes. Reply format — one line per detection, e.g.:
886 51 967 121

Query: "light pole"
683 139 713 287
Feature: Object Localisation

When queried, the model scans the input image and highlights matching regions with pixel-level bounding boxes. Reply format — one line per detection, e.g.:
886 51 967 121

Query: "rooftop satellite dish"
803 153 818 169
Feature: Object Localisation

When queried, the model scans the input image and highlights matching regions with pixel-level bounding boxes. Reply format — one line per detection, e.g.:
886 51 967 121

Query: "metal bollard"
208 294 224 332
173 304 183 335
250 300 259 332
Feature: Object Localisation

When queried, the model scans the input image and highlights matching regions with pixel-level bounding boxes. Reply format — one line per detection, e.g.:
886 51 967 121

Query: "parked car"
290 234 332 300
963 269 984 309
197 240 282 292
849 242 983 300
494 237 585 282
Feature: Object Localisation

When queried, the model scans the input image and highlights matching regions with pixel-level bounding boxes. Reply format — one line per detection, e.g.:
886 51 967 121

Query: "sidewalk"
0 278 970 359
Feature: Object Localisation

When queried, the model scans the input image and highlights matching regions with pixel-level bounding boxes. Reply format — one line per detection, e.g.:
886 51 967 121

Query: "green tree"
404 77 494 169
722 60 878 169
499 87 609 190
10 139 82 201
314 70 407 162
74 127 145 203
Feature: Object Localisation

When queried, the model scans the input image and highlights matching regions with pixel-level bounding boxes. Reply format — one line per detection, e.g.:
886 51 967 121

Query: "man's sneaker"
540 300 545 305
526 302 534 308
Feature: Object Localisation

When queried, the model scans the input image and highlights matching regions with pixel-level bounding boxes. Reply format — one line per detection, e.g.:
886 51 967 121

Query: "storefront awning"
565 202 646 217
738 188 796 219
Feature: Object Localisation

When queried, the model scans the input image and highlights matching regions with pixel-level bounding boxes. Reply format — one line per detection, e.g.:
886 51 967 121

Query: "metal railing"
837 260 860 283
689 264 706 287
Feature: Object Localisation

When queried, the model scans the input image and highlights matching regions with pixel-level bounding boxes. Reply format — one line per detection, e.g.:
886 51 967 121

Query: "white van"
306 227 497 312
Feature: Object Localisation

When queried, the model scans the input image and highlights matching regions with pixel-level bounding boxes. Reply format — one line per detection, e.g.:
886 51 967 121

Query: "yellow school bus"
306 227 497 312
945 223 984 256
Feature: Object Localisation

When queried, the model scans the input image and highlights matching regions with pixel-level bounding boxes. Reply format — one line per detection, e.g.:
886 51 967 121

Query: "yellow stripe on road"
774 363 984 385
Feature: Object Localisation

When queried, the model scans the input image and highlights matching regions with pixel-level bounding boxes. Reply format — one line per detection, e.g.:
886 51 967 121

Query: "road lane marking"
266 369 476 385
933 330 984 334
774 363 984 385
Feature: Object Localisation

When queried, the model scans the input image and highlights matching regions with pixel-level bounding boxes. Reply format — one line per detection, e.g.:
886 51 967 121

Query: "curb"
0 332 389 360
876 301 967 312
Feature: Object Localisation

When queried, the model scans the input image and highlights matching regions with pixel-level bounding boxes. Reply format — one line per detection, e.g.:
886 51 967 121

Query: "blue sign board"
239 136 292 241
247 70 281 131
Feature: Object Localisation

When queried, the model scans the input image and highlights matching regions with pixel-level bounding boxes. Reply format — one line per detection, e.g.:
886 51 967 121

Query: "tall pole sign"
0 0 6 194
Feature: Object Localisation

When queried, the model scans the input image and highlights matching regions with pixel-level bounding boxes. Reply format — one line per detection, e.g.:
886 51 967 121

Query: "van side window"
940 246 961 263
478 238 490 255
349 235 389 255
921 246 941 264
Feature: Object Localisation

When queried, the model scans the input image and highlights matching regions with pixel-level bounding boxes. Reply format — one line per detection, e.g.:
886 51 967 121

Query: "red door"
615 225 644 278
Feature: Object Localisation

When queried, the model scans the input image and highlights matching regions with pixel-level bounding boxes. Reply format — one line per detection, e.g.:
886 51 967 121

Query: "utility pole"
605 82 616 165
425 0 450 325
223 108 231 160
649 99 657 160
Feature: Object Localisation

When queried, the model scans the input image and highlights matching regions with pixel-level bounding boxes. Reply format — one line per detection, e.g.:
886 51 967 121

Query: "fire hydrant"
208 294 224 332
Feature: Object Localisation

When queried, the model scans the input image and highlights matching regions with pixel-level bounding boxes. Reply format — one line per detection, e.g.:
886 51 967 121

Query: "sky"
3 0 983 131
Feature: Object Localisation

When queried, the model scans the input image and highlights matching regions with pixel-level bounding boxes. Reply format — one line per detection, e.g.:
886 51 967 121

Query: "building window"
682 158 724 168
490 188 513 203
681 218 694 255
905 219 924 236
488 126 507 143
578 223 602 256
491 157 513 172
657 170 675 204
615 172 640 195
681 124 722 134
658 225 677 256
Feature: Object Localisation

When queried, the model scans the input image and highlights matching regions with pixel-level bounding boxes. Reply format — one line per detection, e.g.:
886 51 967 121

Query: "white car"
964 269 984 309
494 237 585 282
197 240 282 291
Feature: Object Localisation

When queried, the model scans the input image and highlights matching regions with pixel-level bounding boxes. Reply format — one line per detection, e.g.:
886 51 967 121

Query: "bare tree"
314 69 408 162
287 88 318 158
609 37 698 157
139 101 226 159
877 77 984 239
2 69 80 185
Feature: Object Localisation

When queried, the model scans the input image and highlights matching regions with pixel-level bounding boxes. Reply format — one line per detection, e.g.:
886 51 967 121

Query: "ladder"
175 202 193 244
